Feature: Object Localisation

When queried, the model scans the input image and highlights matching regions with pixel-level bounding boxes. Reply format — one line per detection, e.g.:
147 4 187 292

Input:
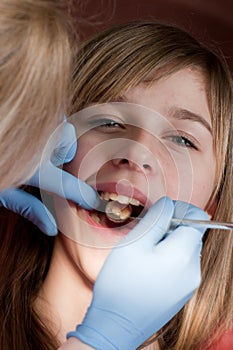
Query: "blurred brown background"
73 0 233 72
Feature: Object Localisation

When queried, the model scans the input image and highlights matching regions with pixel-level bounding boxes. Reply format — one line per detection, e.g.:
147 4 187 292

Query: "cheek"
67 136 115 182
184 161 215 209
161 154 216 209
190 175 215 209
65 139 96 179
159 153 194 201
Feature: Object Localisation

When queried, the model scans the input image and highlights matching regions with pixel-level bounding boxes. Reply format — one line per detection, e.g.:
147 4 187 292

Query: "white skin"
36 67 216 347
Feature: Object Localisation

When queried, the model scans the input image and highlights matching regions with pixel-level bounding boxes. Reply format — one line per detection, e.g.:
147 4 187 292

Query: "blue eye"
167 135 198 150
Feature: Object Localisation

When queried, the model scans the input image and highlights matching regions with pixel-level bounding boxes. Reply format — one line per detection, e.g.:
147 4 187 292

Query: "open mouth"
89 191 145 228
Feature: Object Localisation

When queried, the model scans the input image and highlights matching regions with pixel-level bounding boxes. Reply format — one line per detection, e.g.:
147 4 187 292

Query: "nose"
111 133 159 173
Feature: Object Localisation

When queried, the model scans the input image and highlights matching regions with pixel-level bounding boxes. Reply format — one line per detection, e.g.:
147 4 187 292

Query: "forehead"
121 67 212 126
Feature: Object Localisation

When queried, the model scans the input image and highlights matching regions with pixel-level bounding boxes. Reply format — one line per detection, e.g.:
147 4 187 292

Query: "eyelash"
166 134 198 150
90 118 125 131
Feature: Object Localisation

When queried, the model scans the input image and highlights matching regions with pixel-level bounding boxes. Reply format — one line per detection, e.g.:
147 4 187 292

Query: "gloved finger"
173 200 210 221
156 225 203 260
0 188 57 235
118 197 174 247
173 201 210 235
35 164 100 210
26 161 100 210
51 122 77 166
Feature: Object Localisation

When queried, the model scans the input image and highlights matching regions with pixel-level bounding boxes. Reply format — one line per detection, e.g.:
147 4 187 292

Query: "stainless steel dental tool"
169 218 233 231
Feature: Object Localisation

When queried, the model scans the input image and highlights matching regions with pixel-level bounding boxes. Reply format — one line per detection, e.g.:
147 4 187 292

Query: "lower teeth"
90 212 101 224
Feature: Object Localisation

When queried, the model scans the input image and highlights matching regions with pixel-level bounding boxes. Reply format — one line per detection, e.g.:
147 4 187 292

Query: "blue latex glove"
67 197 209 349
0 122 100 235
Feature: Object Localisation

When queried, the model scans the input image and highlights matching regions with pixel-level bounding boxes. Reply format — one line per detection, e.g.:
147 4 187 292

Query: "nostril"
121 159 129 164
143 163 150 169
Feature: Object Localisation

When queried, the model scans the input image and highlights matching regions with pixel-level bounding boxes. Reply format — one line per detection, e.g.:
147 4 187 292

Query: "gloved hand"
67 197 209 349
0 122 100 235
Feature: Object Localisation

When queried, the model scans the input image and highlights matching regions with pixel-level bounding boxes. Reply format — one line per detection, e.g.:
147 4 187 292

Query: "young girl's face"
54 67 216 283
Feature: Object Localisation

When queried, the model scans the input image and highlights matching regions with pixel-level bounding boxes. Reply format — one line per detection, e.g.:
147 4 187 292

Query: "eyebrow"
115 96 212 135
169 107 212 135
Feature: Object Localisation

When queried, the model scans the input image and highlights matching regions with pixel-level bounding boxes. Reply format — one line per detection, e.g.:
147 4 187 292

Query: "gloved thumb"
119 197 174 248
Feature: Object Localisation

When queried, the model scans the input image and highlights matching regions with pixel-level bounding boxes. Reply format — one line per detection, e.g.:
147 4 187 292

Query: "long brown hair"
0 0 73 190
0 21 232 350
0 205 56 349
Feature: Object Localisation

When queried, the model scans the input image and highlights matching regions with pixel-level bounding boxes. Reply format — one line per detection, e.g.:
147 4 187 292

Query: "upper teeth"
100 191 142 206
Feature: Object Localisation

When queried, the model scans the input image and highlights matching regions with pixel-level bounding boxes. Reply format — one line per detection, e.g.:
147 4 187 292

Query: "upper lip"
93 182 150 208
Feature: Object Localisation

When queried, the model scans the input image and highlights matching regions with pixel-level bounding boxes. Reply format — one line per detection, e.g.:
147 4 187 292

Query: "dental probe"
127 216 233 231
169 218 233 231
115 214 233 230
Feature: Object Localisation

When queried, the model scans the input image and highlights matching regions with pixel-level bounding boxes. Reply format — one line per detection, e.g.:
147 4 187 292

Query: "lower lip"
77 207 136 237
